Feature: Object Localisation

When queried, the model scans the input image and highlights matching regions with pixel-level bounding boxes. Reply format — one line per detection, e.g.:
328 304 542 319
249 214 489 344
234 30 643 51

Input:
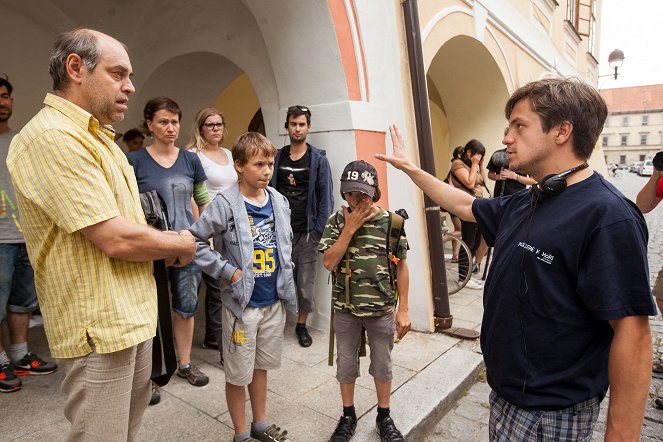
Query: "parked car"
639 159 654 176
631 161 643 173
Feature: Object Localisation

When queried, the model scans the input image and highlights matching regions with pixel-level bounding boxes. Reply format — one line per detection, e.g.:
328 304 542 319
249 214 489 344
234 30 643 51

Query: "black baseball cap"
340 160 379 198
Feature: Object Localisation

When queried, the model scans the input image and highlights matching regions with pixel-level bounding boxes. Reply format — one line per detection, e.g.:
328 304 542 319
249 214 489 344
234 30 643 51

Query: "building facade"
4 0 604 332
600 84 663 166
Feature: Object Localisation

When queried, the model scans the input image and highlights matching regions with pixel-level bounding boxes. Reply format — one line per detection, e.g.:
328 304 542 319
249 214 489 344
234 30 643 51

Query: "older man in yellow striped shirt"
7 29 196 441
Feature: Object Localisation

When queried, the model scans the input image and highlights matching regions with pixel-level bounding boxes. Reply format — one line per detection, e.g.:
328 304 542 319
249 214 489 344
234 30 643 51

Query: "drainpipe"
401 0 452 331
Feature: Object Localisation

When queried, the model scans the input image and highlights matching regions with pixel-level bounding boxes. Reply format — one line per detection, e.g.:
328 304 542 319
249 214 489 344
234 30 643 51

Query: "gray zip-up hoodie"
188 183 297 320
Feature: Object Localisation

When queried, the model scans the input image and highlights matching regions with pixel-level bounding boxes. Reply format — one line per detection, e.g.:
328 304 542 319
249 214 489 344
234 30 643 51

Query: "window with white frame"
642 115 649 126
641 134 648 145
602 135 608 147
621 134 628 146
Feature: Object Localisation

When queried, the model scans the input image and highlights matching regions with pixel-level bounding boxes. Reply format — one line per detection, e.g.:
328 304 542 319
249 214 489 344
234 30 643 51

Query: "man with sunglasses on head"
270 105 333 348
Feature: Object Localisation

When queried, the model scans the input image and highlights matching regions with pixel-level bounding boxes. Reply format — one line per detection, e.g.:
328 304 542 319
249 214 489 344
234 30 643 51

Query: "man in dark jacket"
271 105 333 347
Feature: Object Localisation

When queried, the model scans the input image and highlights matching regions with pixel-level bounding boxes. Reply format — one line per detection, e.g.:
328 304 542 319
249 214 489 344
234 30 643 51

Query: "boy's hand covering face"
341 197 374 235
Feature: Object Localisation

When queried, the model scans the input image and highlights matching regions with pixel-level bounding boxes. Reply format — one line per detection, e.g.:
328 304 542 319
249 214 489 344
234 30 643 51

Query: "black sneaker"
329 415 357 442
149 382 161 406
0 362 22 393
177 363 209 386
295 326 312 348
376 417 405 442
202 339 219 350
251 424 293 442
13 352 57 375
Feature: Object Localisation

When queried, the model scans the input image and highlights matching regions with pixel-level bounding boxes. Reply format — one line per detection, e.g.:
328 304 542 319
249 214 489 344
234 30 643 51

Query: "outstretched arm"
374 125 476 221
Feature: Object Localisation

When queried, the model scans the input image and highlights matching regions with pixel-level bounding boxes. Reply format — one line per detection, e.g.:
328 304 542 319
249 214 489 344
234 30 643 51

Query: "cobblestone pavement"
425 172 663 441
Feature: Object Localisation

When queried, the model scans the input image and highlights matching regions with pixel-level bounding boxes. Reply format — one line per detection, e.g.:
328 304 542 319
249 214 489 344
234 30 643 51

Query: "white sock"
9 342 28 362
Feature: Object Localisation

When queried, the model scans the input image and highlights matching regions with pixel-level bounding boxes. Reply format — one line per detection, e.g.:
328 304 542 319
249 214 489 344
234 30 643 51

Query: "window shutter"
577 0 592 36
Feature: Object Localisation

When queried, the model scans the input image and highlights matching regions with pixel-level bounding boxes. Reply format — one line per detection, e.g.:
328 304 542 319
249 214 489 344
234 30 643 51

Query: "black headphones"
531 162 589 200
284 105 311 129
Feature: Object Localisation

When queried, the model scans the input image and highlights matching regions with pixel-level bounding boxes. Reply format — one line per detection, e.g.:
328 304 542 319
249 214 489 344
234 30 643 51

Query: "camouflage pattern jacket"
318 208 408 317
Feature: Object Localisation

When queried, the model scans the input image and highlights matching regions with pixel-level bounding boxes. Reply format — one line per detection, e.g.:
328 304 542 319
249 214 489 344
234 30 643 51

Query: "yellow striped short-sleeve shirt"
7 94 157 359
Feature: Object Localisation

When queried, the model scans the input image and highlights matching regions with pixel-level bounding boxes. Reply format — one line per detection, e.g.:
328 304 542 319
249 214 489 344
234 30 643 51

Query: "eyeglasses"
203 123 224 130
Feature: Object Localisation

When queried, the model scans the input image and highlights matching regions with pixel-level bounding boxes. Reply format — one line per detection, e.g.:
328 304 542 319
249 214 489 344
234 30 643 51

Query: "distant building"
600 84 663 166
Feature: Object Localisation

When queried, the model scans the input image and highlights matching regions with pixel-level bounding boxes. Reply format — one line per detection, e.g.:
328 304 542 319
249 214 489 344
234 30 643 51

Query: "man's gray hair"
49 29 101 92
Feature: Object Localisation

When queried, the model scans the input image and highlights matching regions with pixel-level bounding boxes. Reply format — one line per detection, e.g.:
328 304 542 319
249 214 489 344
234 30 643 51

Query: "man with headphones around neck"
377 78 656 441
270 105 333 348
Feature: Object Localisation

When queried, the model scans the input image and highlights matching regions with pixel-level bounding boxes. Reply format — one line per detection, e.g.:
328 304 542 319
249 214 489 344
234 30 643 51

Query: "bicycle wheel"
442 235 472 294
614 170 622 179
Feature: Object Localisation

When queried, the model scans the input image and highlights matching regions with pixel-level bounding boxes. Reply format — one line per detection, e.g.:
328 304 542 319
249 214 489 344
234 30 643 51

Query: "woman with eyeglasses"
127 97 211 398
186 108 237 355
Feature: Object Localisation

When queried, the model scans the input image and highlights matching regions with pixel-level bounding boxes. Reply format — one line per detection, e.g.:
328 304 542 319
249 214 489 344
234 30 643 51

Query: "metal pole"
402 0 452 330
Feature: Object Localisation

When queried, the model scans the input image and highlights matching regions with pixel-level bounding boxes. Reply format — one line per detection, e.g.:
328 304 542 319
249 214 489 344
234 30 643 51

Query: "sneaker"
251 424 293 442
464 279 483 290
295 326 313 348
329 415 357 442
149 382 161 406
202 339 219 350
0 362 22 393
14 352 57 375
177 363 209 386
376 417 405 442
653 361 663 379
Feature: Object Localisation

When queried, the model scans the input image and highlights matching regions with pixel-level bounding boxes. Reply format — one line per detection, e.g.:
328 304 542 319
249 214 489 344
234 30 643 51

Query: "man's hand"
499 168 518 181
168 230 196 267
374 125 413 171
342 200 374 236
395 308 411 340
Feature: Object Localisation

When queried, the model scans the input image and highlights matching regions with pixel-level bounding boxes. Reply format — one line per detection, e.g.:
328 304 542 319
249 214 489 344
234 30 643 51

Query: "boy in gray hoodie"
189 132 296 442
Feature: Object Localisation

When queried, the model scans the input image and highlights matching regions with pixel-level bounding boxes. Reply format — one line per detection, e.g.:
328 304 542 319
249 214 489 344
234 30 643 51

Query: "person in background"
270 105 333 348
123 128 145 153
186 107 237 353
449 140 487 289
635 157 663 410
127 96 211 389
0 76 58 394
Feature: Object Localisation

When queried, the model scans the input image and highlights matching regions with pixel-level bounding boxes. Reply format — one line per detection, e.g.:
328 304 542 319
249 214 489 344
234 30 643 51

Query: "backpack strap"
387 209 408 294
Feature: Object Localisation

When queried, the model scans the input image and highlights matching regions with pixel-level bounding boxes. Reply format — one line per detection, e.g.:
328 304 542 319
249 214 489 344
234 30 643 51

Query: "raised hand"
374 124 413 171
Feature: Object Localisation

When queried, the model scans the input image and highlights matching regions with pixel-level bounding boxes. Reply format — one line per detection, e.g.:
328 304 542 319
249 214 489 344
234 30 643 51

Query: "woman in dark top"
127 97 211 390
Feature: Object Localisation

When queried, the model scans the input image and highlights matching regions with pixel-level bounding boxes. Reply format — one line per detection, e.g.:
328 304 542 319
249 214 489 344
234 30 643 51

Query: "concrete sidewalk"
2 284 486 441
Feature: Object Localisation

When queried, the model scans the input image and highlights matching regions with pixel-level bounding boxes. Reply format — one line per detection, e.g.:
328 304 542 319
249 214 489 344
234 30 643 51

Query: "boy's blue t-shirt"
127 148 207 230
244 193 280 307
472 172 656 410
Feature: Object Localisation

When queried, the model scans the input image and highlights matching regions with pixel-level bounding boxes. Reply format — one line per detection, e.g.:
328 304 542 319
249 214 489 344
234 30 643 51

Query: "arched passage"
131 54 262 146
427 35 510 182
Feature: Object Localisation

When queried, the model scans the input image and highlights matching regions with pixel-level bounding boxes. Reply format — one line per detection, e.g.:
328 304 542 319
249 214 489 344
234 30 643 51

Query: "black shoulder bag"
139 190 177 387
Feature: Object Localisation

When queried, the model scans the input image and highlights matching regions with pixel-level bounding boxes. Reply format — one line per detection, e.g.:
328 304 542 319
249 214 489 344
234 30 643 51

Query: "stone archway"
427 35 510 183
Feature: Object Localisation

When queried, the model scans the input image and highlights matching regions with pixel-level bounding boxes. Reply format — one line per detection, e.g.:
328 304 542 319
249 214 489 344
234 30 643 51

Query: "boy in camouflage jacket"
319 160 410 442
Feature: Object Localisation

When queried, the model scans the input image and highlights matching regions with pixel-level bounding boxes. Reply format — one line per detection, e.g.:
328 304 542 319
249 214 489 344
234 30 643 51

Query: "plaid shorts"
488 390 600 441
